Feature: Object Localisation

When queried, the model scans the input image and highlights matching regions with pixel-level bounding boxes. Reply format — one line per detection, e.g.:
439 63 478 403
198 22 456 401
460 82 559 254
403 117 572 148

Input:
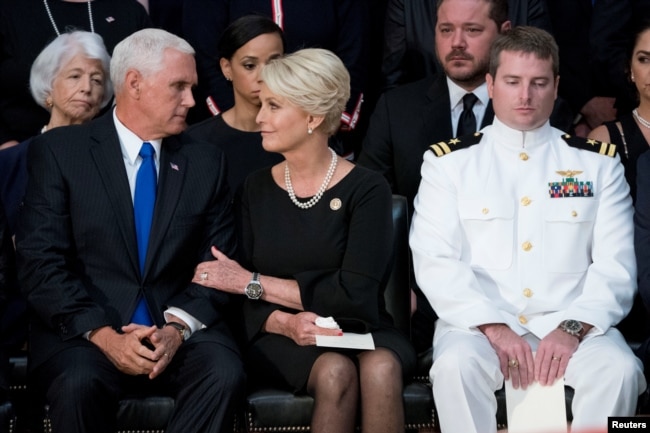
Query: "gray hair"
110 28 195 94
29 31 113 109
261 48 350 136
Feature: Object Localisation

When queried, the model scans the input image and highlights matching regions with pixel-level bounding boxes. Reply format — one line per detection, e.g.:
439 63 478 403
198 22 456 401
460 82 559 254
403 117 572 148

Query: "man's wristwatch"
245 272 263 300
558 319 584 340
164 321 190 342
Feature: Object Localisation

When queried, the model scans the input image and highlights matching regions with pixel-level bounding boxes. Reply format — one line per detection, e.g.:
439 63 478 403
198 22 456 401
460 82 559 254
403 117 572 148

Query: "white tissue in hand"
315 316 340 329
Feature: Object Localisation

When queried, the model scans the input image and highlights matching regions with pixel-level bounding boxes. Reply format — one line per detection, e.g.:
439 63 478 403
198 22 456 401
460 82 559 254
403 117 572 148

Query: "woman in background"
0 30 113 234
186 14 284 194
192 48 416 433
589 20 650 202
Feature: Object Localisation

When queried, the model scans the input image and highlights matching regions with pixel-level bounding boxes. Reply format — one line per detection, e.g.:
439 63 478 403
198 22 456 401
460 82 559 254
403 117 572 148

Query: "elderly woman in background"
0 31 112 234
192 48 416 433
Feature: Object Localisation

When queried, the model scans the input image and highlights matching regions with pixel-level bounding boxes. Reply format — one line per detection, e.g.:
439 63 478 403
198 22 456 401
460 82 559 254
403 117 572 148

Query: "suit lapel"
421 75 453 145
144 134 187 277
482 100 495 128
88 114 141 277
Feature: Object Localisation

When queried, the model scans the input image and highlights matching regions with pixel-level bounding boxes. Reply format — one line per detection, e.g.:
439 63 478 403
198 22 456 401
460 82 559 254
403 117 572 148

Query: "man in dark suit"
357 0 511 354
381 0 553 90
15 28 245 433
359 0 510 211
547 0 636 137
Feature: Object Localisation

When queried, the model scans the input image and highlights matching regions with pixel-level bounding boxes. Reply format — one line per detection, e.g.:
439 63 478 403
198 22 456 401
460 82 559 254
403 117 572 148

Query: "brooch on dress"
548 170 593 198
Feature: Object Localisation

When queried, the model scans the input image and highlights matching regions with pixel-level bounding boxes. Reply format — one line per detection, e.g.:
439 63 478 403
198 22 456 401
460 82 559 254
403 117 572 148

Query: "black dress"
186 114 283 195
604 112 650 202
239 165 416 391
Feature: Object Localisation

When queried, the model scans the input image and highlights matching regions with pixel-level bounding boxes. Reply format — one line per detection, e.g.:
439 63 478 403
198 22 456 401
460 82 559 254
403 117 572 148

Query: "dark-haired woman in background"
186 14 284 194
589 20 650 203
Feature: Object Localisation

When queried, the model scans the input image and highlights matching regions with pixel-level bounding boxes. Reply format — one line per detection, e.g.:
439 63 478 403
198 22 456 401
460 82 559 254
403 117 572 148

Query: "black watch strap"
164 321 187 342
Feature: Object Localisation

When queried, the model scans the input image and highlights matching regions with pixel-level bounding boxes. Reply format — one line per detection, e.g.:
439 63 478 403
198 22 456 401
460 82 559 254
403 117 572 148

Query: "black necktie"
456 93 478 137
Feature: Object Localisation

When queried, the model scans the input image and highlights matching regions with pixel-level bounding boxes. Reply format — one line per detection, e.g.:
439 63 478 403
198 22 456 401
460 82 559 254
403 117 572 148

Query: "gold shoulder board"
428 132 483 157
561 134 617 157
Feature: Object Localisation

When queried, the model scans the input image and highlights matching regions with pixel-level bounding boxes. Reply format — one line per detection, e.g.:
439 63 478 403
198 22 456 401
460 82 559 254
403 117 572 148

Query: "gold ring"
508 359 519 368
200 272 208 281
551 356 560 361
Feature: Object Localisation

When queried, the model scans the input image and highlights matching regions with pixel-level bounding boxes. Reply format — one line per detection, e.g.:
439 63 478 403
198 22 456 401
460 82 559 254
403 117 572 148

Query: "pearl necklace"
285 148 337 209
43 0 95 36
633 108 650 130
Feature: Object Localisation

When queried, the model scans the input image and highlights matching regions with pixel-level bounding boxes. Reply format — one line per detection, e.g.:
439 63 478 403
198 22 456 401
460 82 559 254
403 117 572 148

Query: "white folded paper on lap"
316 333 375 350
505 376 567 433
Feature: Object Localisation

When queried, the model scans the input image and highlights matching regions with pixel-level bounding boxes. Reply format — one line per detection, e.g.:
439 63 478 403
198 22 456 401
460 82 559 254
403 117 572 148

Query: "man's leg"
163 339 246 433
431 330 503 433
565 327 646 432
32 345 122 433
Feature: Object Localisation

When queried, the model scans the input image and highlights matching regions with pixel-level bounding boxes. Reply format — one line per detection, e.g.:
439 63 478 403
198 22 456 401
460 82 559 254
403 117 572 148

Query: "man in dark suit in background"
359 0 510 212
15 28 245 433
547 0 635 137
357 0 511 354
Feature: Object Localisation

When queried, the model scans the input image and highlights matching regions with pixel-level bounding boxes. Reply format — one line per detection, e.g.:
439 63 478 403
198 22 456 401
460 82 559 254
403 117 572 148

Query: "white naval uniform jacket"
410 117 636 344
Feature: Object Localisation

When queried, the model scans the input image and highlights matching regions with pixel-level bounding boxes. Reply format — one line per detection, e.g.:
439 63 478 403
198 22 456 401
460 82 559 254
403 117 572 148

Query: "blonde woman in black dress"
193 48 416 433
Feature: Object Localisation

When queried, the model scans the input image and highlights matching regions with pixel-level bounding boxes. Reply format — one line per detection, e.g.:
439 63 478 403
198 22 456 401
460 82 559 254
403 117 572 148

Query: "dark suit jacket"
0 137 31 234
15 111 238 369
357 75 495 209
547 0 634 114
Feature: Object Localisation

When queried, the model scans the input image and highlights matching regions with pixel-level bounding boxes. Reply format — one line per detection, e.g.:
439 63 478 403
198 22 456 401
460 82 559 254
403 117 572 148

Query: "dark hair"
628 19 650 76
218 15 285 60
488 26 559 78
436 0 509 30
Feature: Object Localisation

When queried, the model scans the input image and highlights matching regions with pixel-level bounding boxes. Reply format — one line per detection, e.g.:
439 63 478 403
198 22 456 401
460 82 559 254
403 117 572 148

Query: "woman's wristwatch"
245 272 264 300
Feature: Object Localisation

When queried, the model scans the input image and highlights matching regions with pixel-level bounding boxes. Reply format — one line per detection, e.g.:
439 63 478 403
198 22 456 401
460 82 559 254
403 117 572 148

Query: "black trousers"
32 338 246 433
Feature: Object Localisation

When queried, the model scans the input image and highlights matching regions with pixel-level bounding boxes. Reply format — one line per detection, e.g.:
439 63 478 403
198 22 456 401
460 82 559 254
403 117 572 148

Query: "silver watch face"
561 320 583 336
246 282 263 300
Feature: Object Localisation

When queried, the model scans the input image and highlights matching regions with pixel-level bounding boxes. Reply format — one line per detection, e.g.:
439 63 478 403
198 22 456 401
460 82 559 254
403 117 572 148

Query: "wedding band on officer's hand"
508 359 519 368
551 356 560 361
200 271 208 281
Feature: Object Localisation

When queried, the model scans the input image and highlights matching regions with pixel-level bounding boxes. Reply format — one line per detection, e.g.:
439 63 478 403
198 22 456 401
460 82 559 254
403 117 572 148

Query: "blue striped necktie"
131 142 156 326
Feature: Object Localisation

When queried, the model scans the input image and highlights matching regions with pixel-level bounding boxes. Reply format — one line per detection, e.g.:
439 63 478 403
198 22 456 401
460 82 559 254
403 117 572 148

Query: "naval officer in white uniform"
409 26 646 433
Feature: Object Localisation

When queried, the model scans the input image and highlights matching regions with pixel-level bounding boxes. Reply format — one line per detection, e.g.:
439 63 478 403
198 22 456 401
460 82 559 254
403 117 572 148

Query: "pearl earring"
308 127 313 135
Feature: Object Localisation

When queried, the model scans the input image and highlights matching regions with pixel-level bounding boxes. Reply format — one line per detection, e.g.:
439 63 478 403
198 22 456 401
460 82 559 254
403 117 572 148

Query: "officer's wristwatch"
245 272 263 300
164 321 190 342
558 319 584 340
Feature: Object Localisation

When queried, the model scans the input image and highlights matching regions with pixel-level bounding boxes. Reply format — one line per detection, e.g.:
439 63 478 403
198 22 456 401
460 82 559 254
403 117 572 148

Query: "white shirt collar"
447 78 489 111
112 108 162 166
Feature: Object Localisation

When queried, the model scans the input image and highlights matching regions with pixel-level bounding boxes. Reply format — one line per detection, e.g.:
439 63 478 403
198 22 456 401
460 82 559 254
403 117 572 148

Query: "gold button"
518 315 528 325
481 208 489 215
522 241 532 251
571 210 577 217
520 196 531 206
519 152 529 161
523 288 533 298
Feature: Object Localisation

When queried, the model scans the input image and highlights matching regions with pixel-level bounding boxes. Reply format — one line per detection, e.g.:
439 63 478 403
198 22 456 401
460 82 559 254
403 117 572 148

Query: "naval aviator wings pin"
548 170 593 198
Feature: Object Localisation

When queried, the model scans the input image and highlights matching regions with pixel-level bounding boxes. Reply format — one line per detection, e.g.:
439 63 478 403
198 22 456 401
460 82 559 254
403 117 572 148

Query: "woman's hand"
266 311 342 346
192 246 250 294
